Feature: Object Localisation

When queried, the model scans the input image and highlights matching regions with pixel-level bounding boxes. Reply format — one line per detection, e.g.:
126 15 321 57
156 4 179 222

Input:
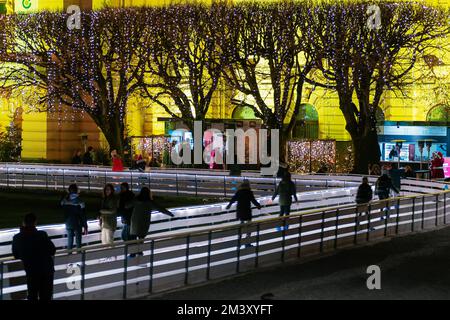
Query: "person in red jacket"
431 151 445 179
111 149 124 172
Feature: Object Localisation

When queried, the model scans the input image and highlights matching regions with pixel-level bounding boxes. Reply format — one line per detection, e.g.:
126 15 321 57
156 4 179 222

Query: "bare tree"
302 0 449 173
0 8 152 155
217 2 324 162
141 5 226 131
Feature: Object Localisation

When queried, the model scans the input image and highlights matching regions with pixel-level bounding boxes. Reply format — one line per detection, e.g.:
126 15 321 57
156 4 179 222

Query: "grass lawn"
0 188 222 230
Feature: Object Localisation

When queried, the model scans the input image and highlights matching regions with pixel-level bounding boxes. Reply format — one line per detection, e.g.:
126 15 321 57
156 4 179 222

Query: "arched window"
375 107 385 123
427 104 450 122
231 106 257 120
293 104 319 139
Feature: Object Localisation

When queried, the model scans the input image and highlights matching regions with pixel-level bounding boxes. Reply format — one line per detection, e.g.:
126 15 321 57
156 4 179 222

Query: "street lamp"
79 133 88 153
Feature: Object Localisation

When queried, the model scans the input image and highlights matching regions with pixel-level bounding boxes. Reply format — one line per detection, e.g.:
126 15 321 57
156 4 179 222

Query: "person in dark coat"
71 149 82 165
118 182 135 242
226 180 261 248
12 213 56 301
61 184 88 250
128 187 173 257
355 177 373 204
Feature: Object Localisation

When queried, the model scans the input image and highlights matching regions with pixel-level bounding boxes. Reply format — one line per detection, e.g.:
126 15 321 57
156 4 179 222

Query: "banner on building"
14 0 38 13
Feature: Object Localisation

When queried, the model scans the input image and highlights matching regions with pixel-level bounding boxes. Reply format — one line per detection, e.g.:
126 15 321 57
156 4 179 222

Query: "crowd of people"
72 147 124 172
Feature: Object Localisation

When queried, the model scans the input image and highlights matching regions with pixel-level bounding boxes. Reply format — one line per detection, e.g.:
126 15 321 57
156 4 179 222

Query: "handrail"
0 173 448 300
1 187 447 263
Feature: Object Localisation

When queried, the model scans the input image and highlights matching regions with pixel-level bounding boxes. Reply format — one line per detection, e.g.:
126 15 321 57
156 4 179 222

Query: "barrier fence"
0 186 448 300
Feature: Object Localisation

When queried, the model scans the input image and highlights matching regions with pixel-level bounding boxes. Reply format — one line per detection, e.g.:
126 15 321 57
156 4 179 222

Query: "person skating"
12 213 56 301
61 184 88 251
272 172 298 231
99 184 117 246
128 187 173 257
226 180 261 248
117 182 135 242
355 177 373 228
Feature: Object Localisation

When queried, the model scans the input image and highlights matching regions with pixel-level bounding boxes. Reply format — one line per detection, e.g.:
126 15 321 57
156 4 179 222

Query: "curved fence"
0 172 448 300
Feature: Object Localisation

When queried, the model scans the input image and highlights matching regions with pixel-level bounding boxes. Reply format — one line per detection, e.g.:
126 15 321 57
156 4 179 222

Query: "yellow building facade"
0 0 448 162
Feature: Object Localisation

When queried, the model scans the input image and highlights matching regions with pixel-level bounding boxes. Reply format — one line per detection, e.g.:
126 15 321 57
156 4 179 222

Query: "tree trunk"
350 129 381 174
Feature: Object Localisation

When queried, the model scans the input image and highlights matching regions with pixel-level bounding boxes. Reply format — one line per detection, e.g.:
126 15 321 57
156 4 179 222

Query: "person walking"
128 187 173 257
226 180 261 248
83 146 94 165
375 173 400 219
12 213 56 301
117 182 135 242
99 184 117 246
272 172 298 231
61 184 88 251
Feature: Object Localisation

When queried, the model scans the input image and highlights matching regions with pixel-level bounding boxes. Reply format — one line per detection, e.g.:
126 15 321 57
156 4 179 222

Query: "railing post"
384 200 389 237
255 223 260 268
6 167 9 188
176 173 179 196
223 176 227 198
63 169 65 190
320 211 325 253
148 172 152 191
104 171 107 186
206 231 212 280
148 240 155 294
395 199 400 234
435 194 439 227
0 261 3 301
421 196 425 230
81 250 86 300
184 235 190 285
236 226 242 273
366 204 371 242
195 174 198 197
22 168 24 189
130 171 133 190
412 197 416 232
354 206 359 245
46 168 49 190
88 171 91 192
297 215 303 258
281 217 287 262
444 193 447 225
334 209 339 249
123 244 128 300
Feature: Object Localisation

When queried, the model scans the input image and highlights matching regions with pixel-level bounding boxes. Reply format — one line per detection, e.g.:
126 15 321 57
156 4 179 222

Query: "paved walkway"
147 226 450 300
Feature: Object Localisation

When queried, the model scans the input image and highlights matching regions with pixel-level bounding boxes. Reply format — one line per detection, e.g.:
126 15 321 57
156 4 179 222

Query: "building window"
293 103 319 139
